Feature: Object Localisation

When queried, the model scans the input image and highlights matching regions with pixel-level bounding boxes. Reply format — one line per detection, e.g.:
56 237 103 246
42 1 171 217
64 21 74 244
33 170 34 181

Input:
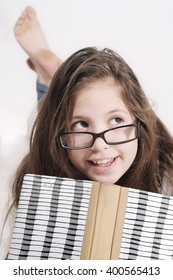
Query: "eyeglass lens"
61 125 137 149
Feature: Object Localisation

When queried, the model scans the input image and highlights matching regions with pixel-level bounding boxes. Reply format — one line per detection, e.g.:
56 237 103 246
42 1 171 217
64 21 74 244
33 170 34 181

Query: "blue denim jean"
37 81 48 100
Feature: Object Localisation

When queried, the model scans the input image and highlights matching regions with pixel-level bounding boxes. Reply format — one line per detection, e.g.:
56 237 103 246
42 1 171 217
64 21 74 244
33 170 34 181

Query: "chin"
89 175 120 184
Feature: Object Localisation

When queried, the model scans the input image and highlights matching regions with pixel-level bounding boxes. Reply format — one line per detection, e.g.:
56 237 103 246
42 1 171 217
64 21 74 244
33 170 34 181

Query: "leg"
14 6 62 86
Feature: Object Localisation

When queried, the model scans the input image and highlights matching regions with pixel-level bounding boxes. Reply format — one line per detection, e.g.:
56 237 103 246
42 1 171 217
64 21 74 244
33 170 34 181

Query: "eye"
110 117 123 126
71 121 88 130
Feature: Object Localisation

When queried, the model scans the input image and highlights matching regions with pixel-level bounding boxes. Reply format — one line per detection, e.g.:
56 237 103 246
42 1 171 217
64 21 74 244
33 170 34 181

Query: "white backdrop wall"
0 0 173 209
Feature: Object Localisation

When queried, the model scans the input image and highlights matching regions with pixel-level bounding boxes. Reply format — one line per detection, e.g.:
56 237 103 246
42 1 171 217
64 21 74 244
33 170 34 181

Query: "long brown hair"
13 47 173 206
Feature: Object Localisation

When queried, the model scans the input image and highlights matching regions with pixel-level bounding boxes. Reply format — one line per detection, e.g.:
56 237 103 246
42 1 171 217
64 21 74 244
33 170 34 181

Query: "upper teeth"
92 158 114 165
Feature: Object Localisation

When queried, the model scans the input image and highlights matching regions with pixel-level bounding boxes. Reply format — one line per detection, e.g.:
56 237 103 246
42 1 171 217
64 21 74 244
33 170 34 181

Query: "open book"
7 174 173 259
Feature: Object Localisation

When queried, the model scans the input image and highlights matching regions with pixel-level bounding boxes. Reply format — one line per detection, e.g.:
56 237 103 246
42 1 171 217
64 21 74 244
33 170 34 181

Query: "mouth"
89 158 116 167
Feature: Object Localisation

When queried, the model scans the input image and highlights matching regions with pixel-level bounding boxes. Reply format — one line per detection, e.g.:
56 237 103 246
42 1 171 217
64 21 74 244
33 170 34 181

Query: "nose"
91 137 109 151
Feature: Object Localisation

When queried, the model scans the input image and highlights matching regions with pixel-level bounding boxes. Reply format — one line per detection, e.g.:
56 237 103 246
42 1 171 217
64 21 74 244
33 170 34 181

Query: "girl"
0 5 171 260
12 7 173 211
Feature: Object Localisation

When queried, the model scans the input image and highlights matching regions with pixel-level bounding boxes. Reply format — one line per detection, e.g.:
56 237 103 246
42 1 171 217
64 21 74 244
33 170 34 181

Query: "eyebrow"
71 115 88 121
106 109 129 116
71 110 130 121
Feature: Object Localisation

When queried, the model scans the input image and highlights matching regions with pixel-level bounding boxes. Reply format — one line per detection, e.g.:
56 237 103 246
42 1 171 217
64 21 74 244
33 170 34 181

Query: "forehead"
72 78 129 114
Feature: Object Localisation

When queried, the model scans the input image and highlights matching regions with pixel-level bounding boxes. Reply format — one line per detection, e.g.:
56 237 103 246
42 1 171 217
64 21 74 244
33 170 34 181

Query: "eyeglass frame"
57 121 141 150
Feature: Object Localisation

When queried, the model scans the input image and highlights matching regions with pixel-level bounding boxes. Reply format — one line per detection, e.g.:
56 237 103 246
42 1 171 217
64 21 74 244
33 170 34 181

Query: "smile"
90 158 115 167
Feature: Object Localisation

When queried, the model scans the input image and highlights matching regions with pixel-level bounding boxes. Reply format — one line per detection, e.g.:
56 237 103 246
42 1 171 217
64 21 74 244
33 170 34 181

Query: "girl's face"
67 78 138 184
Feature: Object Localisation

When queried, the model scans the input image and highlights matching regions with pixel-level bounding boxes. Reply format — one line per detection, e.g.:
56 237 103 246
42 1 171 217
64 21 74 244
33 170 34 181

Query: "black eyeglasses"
57 122 140 150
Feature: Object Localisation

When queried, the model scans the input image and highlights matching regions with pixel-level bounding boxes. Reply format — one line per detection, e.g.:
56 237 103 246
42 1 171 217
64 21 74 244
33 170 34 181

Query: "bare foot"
14 6 62 85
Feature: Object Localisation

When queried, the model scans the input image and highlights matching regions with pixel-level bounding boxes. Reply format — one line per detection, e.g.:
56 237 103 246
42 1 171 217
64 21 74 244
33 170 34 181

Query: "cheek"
67 150 84 168
122 140 138 163
126 140 138 165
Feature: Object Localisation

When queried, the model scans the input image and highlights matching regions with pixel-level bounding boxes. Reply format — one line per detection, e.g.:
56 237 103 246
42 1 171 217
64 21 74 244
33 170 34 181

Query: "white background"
0 0 173 205
0 259 172 279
